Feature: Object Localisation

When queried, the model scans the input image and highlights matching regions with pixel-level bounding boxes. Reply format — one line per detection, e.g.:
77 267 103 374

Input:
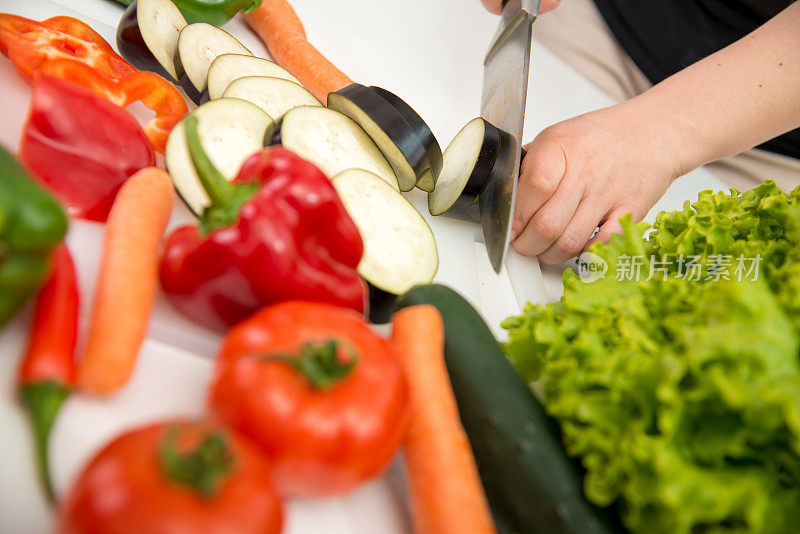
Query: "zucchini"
395 284 619 534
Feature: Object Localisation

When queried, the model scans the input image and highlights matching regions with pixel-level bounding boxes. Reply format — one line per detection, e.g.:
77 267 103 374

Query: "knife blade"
480 0 539 273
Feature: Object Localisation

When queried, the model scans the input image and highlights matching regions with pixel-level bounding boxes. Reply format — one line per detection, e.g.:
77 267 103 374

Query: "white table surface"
0 0 733 532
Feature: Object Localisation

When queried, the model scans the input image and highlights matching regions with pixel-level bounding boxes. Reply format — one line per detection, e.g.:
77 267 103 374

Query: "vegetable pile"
503 182 800 534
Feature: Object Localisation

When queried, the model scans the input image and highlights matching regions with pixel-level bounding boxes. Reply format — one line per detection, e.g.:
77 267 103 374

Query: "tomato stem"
159 426 236 497
268 340 357 390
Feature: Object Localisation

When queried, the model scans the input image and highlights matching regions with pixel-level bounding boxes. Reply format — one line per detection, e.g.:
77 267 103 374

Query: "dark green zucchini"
395 284 620 534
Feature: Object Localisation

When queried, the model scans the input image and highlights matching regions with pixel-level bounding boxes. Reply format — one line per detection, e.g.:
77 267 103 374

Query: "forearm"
624 1 800 175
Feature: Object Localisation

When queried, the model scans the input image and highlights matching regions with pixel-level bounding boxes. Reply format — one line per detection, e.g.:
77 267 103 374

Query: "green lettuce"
502 182 800 533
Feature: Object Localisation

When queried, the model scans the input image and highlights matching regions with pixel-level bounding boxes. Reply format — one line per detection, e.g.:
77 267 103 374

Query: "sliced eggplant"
273 106 399 190
332 169 438 296
165 98 274 215
117 0 186 81
368 284 399 325
415 168 436 193
371 86 443 190
207 54 302 100
222 76 321 121
328 84 427 192
177 23 252 94
428 117 514 219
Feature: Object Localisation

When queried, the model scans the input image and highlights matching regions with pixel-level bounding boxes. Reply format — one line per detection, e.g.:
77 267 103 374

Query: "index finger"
511 137 567 239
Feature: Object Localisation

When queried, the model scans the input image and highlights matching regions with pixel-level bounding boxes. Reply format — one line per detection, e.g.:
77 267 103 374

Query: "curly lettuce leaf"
502 182 800 534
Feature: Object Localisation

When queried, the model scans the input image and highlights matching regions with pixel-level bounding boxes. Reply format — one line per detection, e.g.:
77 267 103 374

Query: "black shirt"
592 0 799 160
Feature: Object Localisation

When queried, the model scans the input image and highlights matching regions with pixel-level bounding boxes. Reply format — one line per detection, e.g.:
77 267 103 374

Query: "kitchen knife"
480 0 537 271
480 0 547 308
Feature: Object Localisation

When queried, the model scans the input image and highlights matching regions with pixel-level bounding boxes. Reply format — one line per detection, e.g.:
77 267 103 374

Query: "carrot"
390 305 497 534
244 0 352 102
77 167 174 395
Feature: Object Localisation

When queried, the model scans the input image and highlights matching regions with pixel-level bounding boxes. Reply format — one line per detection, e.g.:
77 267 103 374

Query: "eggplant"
176 23 252 95
222 76 321 120
207 54 302 100
367 284 398 325
331 169 438 298
427 117 515 220
116 0 206 104
165 98 274 215
272 106 399 191
371 86 443 192
117 0 185 80
328 84 428 192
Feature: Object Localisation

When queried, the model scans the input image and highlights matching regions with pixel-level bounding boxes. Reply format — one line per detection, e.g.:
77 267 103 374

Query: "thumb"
481 0 504 14
540 0 562 13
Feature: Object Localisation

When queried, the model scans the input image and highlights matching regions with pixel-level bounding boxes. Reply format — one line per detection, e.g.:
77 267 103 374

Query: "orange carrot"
244 0 352 102
77 167 174 395
390 305 497 534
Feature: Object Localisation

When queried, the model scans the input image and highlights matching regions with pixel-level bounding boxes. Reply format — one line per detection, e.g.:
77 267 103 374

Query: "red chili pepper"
20 73 156 222
0 15 187 152
160 116 367 332
17 244 79 502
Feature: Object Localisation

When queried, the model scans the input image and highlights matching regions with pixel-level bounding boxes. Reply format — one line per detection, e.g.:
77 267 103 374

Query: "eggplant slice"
275 106 399 190
428 117 514 219
207 54 302 100
332 169 438 296
371 86 443 191
415 169 437 194
165 98 274 215
117 0 186 81
177 23 252 93
222 76 321 120
367 284 399 325
328 84 427 192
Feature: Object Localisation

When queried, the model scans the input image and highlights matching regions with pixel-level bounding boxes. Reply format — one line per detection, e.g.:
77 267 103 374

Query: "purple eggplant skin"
330 84 429 180
117 0 175 80
116 0 204 104
440 119 515 223
367 283 397 325
176 73 205 105
371 86 443 178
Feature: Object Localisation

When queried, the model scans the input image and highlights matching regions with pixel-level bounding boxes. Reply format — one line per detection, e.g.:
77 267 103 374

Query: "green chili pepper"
0 146 68 329
113 0 263 27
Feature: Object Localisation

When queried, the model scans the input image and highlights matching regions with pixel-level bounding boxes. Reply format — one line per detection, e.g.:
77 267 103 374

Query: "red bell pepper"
17 244 79 502
20 73 155 222
0 14 187 152
0 14 134 81
160 116 367 332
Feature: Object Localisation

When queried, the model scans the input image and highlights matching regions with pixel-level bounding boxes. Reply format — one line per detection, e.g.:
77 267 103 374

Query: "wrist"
608 97 690 183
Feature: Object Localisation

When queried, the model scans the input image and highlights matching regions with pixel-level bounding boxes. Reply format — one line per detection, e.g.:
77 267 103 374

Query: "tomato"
57 420 283 534
208 301 410 497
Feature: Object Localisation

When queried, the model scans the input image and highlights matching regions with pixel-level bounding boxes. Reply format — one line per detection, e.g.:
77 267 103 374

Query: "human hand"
510 103 684 264
481 0 561 15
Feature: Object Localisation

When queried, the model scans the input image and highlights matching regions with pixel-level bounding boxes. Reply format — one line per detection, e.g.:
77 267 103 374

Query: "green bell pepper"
0 146 68 329
114 0 263 27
